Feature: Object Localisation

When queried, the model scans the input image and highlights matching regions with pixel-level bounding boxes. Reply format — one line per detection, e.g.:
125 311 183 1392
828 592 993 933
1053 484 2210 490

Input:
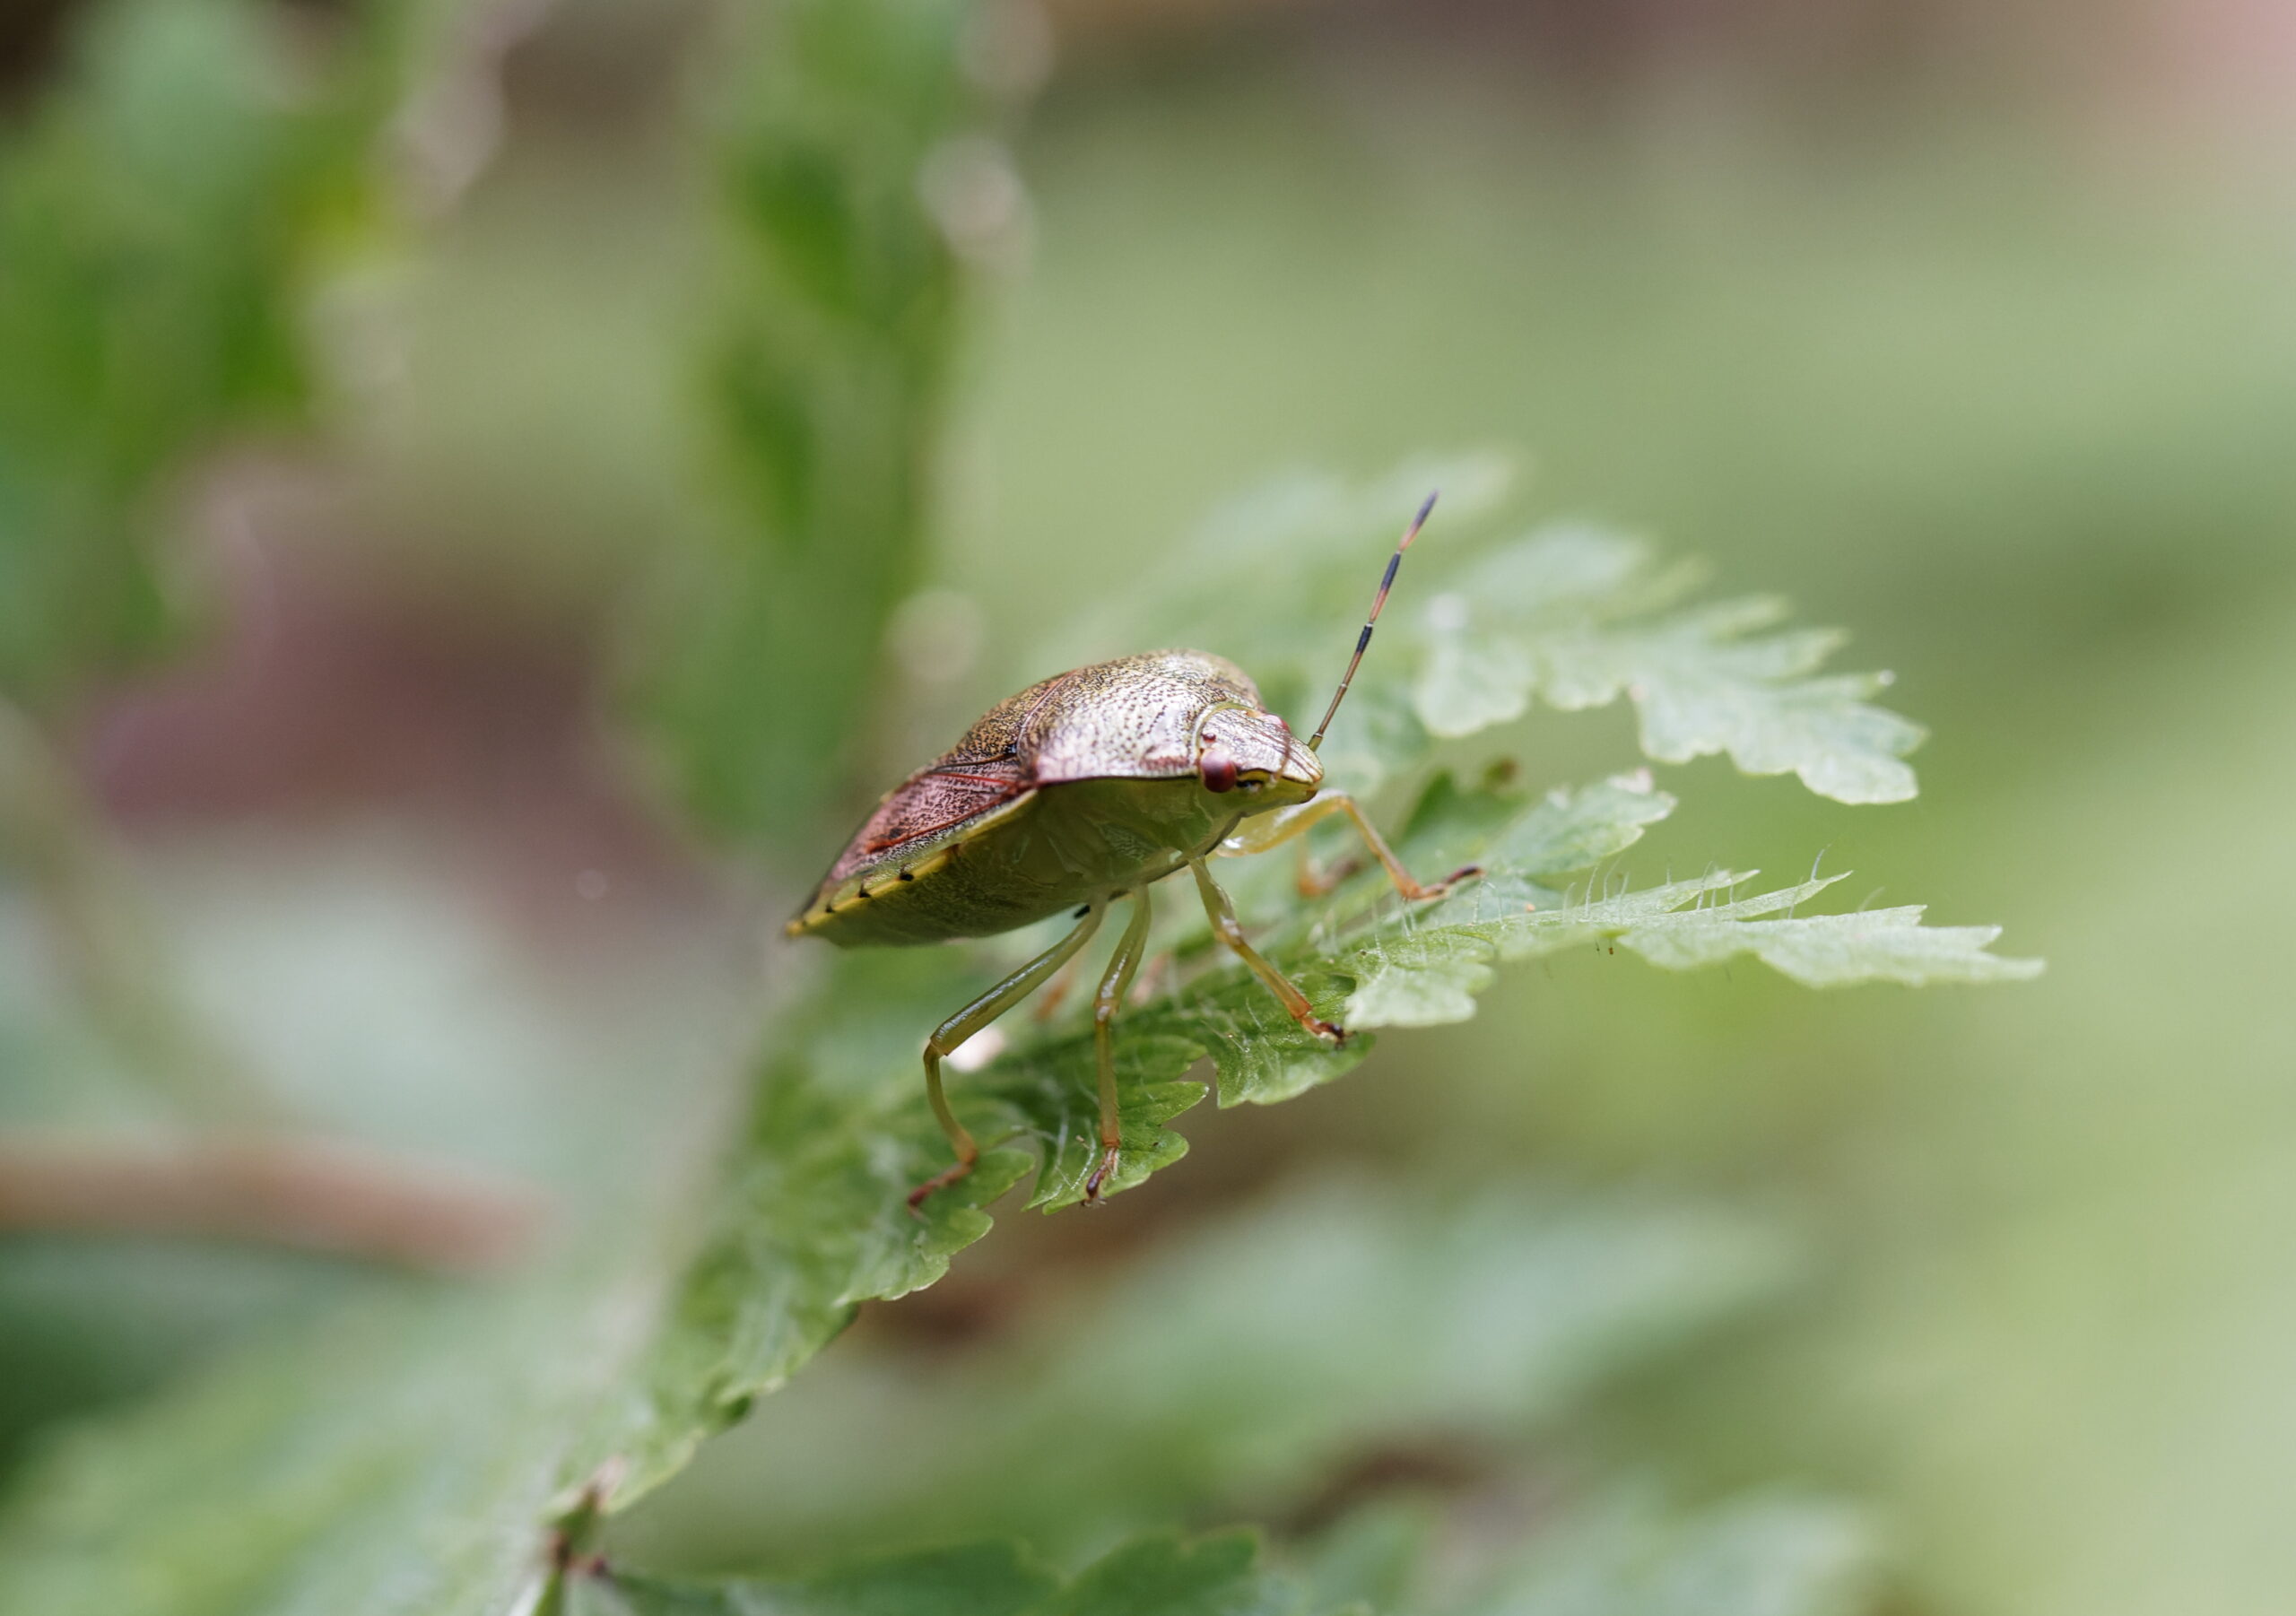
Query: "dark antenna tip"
1307 489 1439 753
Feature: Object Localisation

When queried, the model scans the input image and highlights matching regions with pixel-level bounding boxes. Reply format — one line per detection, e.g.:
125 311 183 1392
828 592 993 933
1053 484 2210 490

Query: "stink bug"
789 493 1477 1208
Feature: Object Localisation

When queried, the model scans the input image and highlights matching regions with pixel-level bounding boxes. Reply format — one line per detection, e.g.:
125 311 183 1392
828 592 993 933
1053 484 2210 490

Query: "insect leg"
1085 888 1153 1203
1031 947 1088 1023
1187 855 1344 1044
1293 838 1361 899
911 900 1108 1213
1222 793 1478 900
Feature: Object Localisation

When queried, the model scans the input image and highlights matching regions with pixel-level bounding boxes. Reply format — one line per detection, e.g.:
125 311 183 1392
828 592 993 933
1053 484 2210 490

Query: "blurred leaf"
627 0 992 846
0 4 998 1604
0 1238 353 1473
0 1271 665 1616
595 1485 1878 1616
586 1500 1875 1616
0 0 429 706
567 1542 1057 1616
1300 1503 1432 1616
1041 1533 1303 1616
0 836 750 1616
1458 1492 1881 1616
614 1177 1799 1567
568 1533 1298 1616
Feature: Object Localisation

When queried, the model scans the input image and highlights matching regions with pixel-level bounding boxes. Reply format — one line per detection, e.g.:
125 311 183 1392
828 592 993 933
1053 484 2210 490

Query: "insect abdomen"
792 777 1237 947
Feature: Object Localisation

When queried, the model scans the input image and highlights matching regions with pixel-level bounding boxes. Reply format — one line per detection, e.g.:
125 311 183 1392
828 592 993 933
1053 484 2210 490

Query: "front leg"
1187 856 1345 1044
1220 792 1481 900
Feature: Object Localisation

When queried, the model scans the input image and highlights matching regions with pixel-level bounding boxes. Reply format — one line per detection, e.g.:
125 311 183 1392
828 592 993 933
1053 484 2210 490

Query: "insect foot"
1083 1142 1123 1203
1427 863 1484 898
1395 863 1484 901
905 1159 975 1218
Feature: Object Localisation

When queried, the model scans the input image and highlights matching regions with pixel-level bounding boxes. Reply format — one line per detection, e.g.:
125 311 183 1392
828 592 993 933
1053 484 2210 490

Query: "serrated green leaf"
1426 536 1926 804
1619 904 2044 986
1042 465 1924 805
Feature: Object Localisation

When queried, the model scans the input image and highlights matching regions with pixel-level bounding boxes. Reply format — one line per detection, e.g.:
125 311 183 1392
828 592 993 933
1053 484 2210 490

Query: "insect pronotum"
788 492 1477 1208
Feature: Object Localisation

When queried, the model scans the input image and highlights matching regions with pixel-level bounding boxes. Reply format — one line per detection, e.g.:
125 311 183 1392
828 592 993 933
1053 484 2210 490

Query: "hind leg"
1085 889 1153 1202
912 899 1106 1212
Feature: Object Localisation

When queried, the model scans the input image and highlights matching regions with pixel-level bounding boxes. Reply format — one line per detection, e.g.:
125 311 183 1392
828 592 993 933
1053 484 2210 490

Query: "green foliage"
628 0 991 844
0 454 2025 1612
0 452 2030 1606
577 1499 1878 1616
0 11 2030 1603
600 465 2033 1517
612 1177 1800 1567
0 0 427 708
600 781 2028 1519
1447 1491 1879 1616
0 1275 645 1616
1058 460 1920 804
565 1534 1300 1616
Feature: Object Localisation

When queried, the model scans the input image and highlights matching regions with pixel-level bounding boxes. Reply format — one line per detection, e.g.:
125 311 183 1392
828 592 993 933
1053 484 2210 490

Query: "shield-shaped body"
788 649 1321 947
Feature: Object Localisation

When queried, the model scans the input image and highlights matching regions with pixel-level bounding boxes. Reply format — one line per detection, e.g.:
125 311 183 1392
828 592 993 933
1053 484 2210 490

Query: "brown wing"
809 669 1078 893
827 756 1035 882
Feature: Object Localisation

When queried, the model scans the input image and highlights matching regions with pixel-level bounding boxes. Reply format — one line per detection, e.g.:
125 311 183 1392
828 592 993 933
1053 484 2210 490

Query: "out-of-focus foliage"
567 1534 1301 1616
617 1175 1802 1566
0 842 749 1616
0 0 430 708
0 456 2018 1612
627 0 990 845
1449 1492 1880 1616
0 1281 628 1616
0 0 2094 1612
585 1499 1881 1616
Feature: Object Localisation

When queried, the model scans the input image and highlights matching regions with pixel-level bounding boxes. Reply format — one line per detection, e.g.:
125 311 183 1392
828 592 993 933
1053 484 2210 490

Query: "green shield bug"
789 493 1477 1209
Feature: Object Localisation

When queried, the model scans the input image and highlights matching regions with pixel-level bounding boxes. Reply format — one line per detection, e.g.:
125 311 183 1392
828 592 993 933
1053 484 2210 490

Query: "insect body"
790 495 1474 1208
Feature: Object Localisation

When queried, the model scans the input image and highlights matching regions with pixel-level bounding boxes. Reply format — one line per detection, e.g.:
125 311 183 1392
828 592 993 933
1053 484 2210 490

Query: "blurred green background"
3 0 2293 1612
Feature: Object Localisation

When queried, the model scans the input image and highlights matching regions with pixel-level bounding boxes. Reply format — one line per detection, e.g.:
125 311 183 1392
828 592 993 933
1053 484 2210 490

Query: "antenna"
1307 490 1436 753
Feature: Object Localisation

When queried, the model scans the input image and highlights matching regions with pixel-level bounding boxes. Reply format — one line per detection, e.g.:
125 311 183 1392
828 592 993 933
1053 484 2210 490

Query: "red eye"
1199 743 1239 793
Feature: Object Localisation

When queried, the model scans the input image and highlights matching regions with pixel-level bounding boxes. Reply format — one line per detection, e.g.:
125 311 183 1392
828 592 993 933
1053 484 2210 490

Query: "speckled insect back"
791 494 1479 1210
789 652 1317 947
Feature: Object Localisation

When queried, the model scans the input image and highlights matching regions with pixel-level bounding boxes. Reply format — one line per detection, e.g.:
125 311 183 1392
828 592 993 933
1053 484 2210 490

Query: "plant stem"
0 1129 545 1273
